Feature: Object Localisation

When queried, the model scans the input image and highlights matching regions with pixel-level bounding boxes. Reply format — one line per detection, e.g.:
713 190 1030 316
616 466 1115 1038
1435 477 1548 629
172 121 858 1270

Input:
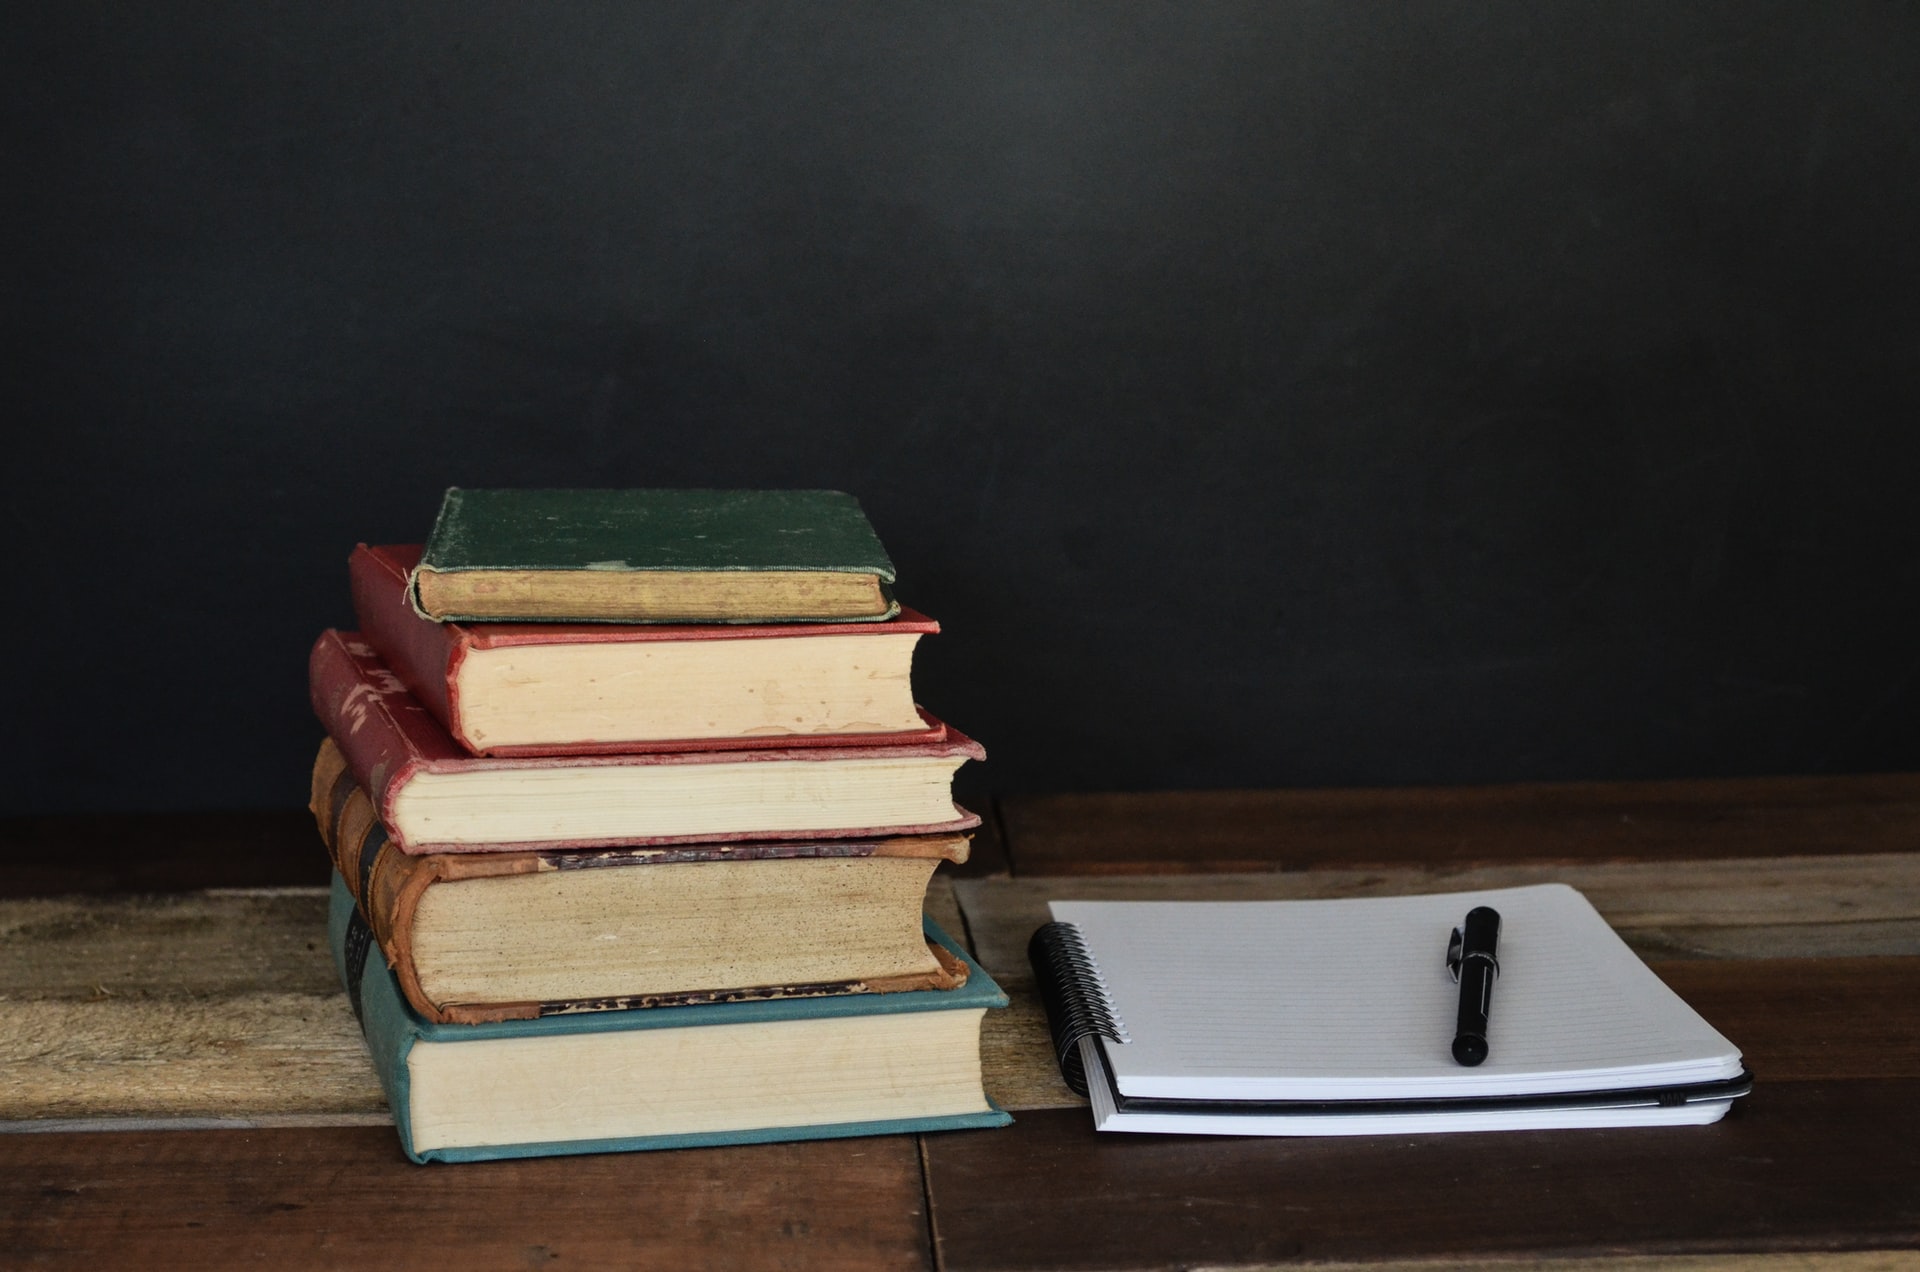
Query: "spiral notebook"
1029 884 1751 1135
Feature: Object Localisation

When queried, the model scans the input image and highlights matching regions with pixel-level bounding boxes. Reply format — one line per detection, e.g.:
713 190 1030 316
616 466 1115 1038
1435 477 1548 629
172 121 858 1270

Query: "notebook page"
1049 884 1742 1102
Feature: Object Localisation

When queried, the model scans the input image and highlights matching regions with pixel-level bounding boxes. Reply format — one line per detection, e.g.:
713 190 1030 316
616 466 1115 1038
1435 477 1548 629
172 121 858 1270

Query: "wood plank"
1256 1256 1920 1272
0 994 387 1120
1654 958 1920 1081
0 889 336 996
952 857 1920 985
981 988 1084 1111
923 1081 1920 1271
0 810 328 896
0 1125 932 1271
0 889 381 1121
5 1114 393 1133
1001 774 1920 874
1621 921 1920 962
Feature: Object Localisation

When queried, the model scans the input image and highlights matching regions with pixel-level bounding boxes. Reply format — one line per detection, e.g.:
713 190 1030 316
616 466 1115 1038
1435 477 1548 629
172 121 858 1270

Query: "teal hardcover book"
412 488 900 623
330 874 1011 1163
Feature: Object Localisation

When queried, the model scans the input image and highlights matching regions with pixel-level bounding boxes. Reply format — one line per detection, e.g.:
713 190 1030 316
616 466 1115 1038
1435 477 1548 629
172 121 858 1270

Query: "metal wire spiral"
1028 921 1131 1096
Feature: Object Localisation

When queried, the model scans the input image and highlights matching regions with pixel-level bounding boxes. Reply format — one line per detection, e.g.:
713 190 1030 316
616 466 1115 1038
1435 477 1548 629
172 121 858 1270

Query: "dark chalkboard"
7 2 1919 813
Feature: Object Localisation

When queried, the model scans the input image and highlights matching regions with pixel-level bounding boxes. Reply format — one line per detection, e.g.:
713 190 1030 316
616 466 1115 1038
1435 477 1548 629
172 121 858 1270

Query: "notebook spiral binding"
1027 921 1131 1097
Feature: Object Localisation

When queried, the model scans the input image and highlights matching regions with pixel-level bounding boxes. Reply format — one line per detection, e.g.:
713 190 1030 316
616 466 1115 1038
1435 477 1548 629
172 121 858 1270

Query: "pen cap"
1460 906 1502 964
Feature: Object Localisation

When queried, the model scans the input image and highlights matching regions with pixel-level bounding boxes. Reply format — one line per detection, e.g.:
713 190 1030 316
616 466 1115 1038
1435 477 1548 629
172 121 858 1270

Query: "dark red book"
352 543 944 757
309 630 984 854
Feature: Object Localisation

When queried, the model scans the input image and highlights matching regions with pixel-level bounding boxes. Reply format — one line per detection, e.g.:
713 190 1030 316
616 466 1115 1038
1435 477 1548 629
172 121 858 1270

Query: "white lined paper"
1049 884 1743 1103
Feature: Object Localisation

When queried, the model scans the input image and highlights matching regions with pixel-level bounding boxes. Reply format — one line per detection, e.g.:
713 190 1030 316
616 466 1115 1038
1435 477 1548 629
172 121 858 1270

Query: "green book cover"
413 488 899 622
422 488 895 576
328 873 1011 1163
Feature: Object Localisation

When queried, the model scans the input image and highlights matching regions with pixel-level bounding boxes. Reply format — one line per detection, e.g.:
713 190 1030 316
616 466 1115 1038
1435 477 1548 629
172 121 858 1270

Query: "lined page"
1049 885 1742 1102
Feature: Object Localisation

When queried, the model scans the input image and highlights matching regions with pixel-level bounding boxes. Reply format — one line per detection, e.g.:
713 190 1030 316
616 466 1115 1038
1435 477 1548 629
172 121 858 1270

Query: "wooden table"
4 777 1919 1270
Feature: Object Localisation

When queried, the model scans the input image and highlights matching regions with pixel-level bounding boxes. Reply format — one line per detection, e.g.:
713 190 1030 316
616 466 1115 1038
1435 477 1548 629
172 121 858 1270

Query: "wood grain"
0 889 336 996
1230 1256 1920 1272
1617 921 1920 962
0 1124 932 1271
0 994 386 1120
0 889 383 1121
924 1082 1920 1271
981 988 1085 1111
1000 774 1920 874
1655 957 1920 1080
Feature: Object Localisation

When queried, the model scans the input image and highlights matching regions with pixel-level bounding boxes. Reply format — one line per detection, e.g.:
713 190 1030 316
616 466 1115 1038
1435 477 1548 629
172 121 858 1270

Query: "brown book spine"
310 741 545 1023
307 740 972 1023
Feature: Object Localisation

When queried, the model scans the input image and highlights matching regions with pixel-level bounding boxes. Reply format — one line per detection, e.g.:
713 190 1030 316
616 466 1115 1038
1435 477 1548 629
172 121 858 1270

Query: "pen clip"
1448 908 1501 982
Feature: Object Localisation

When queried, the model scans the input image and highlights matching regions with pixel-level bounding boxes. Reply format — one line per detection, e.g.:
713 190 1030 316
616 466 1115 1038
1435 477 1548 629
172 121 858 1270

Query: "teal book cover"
328 873 1012 1163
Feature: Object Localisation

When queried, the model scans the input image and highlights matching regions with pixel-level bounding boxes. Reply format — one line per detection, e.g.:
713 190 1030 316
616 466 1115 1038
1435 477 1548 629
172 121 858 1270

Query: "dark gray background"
8 3 1919 814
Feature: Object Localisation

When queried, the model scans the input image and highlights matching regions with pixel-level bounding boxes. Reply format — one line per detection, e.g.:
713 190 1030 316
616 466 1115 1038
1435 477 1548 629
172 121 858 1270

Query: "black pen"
1447 906 1502 1066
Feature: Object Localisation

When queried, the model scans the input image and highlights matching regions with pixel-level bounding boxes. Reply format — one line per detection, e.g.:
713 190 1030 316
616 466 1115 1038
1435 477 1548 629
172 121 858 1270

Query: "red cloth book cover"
308 629 984 854
351 543 946 757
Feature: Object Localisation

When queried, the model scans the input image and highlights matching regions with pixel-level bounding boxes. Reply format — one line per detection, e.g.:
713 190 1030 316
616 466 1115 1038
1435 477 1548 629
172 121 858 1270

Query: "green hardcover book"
329 873 1011 1163
411 488 900 623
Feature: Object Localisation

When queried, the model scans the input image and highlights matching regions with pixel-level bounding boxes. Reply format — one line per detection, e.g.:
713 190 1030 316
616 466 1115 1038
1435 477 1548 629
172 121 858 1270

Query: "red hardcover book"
309 629 984 854
351 544 945 757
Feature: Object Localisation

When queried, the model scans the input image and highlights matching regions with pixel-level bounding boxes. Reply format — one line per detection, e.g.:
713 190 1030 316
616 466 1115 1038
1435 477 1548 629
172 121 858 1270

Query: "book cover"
329 873 1012 1163
413 488 899 622
310 763 973 1024
308 630 984 853
353 543 945 756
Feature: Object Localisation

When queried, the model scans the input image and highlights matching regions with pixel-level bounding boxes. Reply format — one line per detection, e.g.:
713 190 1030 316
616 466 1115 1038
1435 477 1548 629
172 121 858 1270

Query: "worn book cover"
412 488 900 622
355 543 943 756
308 630 984 852
330 873 1012 1163
310 763 972 1024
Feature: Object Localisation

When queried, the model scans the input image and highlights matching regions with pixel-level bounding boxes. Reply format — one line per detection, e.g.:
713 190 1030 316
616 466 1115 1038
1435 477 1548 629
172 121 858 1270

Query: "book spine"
350 544 471 751
309 630 431 846
308 743 386 912
309 751 544 1024
328 872 425 1161
1027 922 1132 1098
308 737 354 841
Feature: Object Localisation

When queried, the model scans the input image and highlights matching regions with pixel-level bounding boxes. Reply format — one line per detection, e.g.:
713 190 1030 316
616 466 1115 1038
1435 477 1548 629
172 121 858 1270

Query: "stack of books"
306 488 1009 1163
